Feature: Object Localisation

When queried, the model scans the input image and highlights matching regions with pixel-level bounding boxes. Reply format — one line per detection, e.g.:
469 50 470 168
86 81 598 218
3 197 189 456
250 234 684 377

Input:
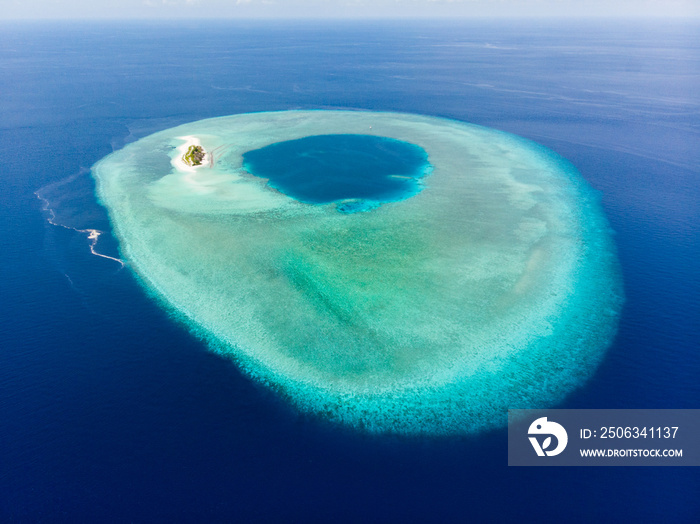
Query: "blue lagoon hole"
242 134 432 212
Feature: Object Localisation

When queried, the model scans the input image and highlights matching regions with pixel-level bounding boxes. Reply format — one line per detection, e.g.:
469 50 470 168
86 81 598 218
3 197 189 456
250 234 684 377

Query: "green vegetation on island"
182 144 206 166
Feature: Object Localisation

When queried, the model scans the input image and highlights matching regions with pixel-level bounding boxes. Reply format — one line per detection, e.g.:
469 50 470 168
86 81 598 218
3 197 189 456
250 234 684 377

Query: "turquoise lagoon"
92 110 623 435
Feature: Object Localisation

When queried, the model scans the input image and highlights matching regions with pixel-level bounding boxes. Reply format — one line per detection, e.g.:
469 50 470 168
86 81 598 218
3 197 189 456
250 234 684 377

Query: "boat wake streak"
35 171 125 269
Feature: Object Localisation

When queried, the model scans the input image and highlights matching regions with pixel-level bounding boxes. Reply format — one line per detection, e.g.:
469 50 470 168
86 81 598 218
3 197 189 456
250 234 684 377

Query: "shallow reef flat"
93 110 623 435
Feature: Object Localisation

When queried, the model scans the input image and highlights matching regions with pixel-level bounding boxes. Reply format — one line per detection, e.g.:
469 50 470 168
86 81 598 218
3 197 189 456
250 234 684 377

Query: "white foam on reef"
92 111 623 435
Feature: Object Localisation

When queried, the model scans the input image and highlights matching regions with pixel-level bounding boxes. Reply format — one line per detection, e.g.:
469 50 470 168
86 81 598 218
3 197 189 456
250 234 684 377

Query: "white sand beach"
172 135 210 173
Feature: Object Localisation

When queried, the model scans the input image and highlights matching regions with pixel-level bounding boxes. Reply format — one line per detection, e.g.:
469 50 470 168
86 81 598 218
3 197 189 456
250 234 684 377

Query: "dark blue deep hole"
242 134 431 213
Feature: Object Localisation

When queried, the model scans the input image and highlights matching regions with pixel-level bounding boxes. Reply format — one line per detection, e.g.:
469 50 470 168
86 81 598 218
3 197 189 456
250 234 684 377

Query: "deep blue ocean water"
242 134 430 211
1 19 698 522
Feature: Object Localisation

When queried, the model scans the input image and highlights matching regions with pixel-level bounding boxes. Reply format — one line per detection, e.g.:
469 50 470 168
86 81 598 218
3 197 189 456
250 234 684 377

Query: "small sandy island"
172 136 210 173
